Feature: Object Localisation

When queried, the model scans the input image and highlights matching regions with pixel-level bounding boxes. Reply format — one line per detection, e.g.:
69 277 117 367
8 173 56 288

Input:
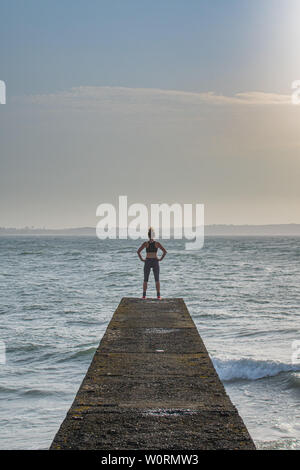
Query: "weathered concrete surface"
50 298 256 450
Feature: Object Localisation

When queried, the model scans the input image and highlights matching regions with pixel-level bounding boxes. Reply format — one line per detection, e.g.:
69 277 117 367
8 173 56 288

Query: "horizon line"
1 223 300 231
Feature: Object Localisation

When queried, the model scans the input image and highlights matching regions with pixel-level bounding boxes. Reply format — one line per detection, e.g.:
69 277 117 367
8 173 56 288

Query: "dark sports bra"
146 240 158 253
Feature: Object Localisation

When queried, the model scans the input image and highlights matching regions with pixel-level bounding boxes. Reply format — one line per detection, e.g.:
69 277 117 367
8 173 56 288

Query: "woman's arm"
137 242 147 262
156 242 167 261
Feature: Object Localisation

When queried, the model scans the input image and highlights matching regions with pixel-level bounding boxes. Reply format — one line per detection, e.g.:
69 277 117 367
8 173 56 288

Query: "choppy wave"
21 389 57 397
57 347 97 362
0 385 59 398
0 385 18 394
212 357 300 381
19 251 43 256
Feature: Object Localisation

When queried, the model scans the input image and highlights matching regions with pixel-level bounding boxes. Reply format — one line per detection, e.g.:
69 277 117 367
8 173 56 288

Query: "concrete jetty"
50 298 255 450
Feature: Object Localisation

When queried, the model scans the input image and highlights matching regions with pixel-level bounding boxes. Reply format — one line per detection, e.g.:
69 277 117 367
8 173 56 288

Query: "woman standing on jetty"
137 227 167 300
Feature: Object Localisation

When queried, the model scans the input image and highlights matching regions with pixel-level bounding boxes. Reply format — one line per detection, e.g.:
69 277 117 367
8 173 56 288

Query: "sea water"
0 235 299 449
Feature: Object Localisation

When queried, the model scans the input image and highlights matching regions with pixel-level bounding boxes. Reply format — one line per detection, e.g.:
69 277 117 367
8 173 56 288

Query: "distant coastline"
1 224 300 236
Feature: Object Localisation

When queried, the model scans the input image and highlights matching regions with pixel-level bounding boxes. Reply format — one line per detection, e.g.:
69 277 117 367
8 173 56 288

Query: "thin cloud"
14 86 291 109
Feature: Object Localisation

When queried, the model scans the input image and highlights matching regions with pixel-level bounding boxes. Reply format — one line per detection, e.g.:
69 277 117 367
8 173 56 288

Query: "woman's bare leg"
156 281 160 298
143 281 147 298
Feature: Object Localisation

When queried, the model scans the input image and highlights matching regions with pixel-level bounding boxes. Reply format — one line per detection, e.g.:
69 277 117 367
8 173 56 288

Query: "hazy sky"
1 0 300 227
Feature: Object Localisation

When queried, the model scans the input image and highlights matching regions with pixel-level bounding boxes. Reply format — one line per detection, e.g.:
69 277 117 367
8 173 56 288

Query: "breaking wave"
212 357 300 381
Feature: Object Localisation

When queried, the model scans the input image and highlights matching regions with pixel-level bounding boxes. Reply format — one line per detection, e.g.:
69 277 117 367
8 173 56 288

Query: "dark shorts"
144 258 160 282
